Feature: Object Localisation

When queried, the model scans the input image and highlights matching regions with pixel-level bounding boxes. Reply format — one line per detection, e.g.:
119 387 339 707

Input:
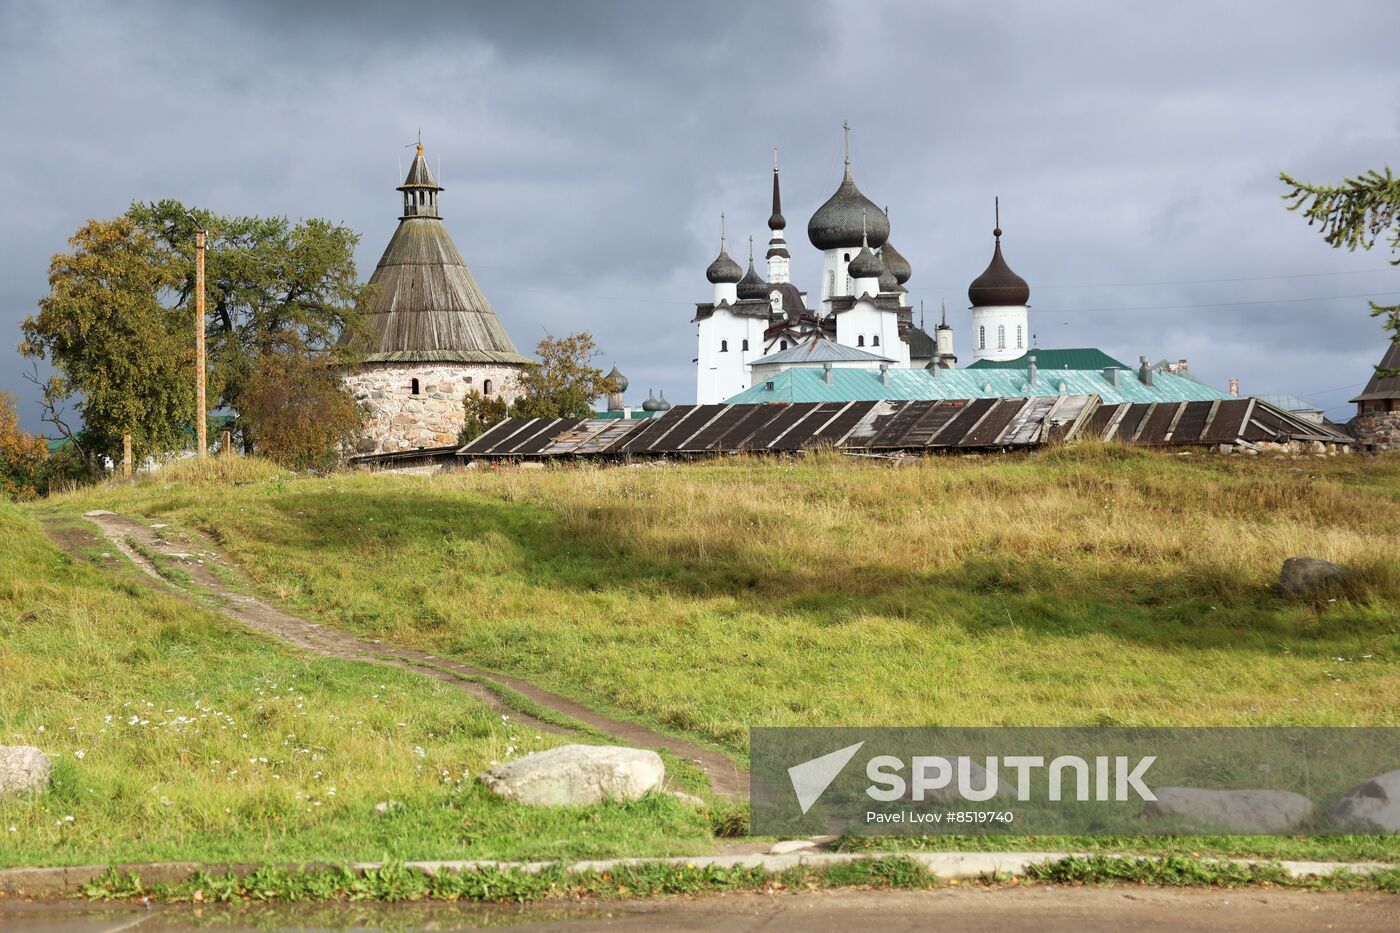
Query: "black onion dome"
655 391 672 411
878 267 898 293
641 389 662 412
808 166 889 250
879 240 912 285
706 248 743 284
737 260 769 300
968 231 1030 306
847 244 885 279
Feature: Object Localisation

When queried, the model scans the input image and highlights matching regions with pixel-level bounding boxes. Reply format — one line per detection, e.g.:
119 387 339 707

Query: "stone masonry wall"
1353 410 1400 452
345 362 523 454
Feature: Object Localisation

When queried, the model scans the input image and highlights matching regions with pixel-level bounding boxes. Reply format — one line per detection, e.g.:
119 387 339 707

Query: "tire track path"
54 510 748 801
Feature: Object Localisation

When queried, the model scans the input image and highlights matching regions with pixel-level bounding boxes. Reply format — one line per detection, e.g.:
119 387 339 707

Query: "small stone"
0 746 52 795
769 839 817 855
478 744 665 806
1279 557 1351 598
1327 769 1400 832
373 800 402 816
670 790 706 808
1141 787 1312 833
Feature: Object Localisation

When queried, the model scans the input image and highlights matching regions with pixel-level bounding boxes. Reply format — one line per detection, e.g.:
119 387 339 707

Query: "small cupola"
968 200 1030 307
737 236 770 300
398 133 443 220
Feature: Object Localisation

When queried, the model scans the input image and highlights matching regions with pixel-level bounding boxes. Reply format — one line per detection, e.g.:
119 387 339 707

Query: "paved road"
5 888 1398 932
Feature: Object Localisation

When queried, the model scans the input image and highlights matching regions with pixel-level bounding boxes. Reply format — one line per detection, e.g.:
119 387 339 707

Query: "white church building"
693 129 1028 404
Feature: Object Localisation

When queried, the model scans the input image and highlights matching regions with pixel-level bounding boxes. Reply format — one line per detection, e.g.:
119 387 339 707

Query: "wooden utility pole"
195 230 208 458
122 434 132 479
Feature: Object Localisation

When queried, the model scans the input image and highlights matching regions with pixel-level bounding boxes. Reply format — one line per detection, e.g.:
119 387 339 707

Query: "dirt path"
51 510 748 802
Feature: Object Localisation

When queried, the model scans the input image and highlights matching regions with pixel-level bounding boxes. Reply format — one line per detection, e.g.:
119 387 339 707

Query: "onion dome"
879 240 912 285
605 364 628 393
737 236 769 299
737 261 769 300
848 243 884 280
706 248 742 284
706 213 743 284
641 389 662 412
967 226 1030 307
808 165 889 250
655 391 672 411
808 125 887 249
878 267 899 293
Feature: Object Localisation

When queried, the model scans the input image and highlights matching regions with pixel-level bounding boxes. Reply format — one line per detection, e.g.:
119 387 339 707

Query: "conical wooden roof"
343 151 531 365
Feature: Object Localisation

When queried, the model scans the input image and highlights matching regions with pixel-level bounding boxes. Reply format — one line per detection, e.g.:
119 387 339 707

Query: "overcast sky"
2 0 1398 429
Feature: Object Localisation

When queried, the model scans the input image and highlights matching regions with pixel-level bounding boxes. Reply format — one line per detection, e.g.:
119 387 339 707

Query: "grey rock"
0 746 52 795
1326 769 1400 832
670 791 706 808
373 800 402 816
769 839 817 855
478 744 665 806
1279 557 1351 597
1141 787 1312 833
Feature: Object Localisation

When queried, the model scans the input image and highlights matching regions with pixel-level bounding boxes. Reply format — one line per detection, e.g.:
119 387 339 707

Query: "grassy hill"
7 446 1400 866
0 499 708 868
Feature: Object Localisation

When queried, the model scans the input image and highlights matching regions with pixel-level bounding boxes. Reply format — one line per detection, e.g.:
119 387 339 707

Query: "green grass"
74 854 1400 904
0 502 710 868
20 448 1400 867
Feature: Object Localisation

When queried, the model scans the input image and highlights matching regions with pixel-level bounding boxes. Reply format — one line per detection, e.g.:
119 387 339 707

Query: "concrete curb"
2 851 1394 899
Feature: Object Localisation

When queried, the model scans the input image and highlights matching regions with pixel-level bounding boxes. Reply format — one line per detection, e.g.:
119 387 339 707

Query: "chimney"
823 362 833 385
1228 377 1239 397
1138 356 1154 387
1027 354 1038 387
1103 366 1120 387
879 363 891 386
1178 358 1189 374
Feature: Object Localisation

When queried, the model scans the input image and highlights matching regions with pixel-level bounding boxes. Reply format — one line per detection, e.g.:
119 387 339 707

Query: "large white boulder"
0 746 52 795
1327 769 1400 832
478 744 665 806
1141 787 1312 833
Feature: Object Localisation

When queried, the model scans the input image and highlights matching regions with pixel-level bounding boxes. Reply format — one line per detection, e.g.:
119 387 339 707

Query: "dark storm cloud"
2 0 1398 429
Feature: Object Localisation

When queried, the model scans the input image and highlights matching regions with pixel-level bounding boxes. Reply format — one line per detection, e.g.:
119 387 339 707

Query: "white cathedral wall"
345 361 524 454
835 301 904 364
970 306 1030 362
696 310 767 404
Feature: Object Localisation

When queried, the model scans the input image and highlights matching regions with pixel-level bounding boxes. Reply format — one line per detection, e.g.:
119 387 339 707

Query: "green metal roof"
725 365 1233 405
966 348 1131 370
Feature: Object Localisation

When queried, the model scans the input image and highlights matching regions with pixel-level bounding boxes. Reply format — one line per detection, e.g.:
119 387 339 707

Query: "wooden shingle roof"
1350 340 1400 402
342 160 531 365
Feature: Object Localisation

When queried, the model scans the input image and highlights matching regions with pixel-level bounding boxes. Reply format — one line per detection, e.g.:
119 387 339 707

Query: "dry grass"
47 447 1400 754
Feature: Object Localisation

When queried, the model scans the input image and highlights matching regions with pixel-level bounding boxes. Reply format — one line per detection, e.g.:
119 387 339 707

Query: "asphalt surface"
4 887 1398 932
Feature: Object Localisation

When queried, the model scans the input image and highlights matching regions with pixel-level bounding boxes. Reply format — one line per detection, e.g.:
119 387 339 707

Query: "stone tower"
341 140 532 454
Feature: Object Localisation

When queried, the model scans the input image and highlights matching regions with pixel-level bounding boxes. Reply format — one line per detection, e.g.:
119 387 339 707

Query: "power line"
1035 291 1400 315
909 266 1398 291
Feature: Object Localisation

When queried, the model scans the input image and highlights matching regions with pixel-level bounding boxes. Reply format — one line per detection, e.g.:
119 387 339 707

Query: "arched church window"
843 253 851 262
780 340 788 350
1016 325 1023 349
720 340 728 352
978 326 986 349
997 325 1006 350
741 339 749 351
872 335 880 346
857 335 865 347
411 378 421 395
483 379 493 395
